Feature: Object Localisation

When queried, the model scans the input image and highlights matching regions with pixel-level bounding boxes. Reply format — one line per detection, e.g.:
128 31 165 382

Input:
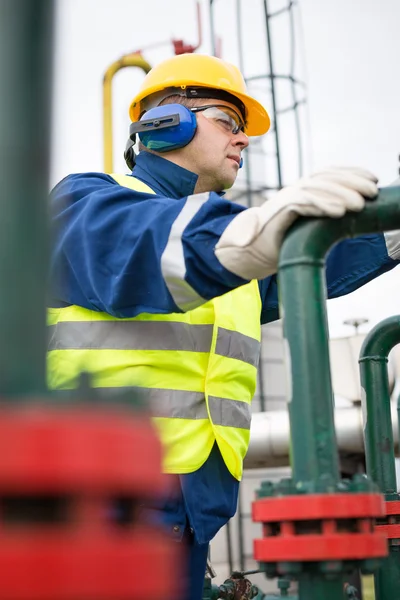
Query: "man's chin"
220 171 237 190
222 177 236 191
213 181 234 193
207 171 237 193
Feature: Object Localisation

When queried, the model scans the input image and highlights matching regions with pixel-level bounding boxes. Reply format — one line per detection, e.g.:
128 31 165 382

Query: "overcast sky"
52 0 400 337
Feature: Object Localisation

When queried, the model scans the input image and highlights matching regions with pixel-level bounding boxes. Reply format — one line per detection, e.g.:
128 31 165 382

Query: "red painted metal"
0 528 182 599
0 407 164 495
254 532 388 562
375 500 400 539
252 493 386 522
0 406 181 599
376 524 400 539
384 500 400 515
253 492 388 563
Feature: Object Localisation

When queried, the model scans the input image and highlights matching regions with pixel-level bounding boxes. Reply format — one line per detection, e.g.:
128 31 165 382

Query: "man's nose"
234 130 249 149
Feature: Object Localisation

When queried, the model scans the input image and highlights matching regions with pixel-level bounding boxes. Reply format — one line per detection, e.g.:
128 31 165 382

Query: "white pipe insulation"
244 403 399 469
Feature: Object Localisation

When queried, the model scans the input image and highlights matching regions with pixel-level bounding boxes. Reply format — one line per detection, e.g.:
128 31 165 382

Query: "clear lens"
191 105 245 134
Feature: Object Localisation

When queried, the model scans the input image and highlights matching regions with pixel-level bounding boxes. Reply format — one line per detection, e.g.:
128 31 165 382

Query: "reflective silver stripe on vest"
160 193 210 311
48 321 259 366
208 396 251 430
48 321 213 352
141 388 208 419
215 327 260 367
53 386 249 427
53 386 208 420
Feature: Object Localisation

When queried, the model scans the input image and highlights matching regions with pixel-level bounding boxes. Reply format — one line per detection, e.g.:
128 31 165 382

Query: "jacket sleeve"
259 233 399 324
49 173 251 317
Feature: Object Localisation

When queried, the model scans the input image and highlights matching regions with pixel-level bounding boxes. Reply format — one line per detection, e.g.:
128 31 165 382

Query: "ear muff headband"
130 104 197 152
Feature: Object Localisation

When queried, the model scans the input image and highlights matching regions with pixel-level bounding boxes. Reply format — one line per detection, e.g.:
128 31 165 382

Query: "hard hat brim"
230 90 270 136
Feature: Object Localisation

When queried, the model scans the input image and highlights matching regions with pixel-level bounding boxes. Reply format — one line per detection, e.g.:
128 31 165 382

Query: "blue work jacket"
49 152 398 543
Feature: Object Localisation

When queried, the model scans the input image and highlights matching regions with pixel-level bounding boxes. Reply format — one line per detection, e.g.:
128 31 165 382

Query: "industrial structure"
1 1 400 599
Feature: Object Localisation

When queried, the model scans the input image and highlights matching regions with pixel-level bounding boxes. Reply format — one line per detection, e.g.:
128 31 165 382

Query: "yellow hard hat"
129 53 270 136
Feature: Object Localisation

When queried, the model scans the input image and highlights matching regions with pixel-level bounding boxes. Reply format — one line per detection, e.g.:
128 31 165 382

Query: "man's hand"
215 166 378 279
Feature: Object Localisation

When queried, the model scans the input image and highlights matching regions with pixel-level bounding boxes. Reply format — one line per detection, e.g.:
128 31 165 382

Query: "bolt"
275 478 294 496
257 481 274 498
350 473 376 492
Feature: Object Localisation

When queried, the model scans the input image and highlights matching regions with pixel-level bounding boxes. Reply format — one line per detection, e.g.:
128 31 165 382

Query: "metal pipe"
236 0 254 210
237 487 245 571
225 519 234 574
0 0 54 396
263 0 283 188
359 315 400 493
278 186 400 600
278 185 400 485
359 316 400 600
103 53 152 172
209 0 217 56
287 1 304 177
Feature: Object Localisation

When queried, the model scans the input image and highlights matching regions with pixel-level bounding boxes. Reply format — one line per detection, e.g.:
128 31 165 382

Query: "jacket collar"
132 152 198 199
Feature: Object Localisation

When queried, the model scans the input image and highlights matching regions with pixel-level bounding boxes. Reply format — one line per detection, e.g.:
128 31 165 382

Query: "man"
48 53 399 600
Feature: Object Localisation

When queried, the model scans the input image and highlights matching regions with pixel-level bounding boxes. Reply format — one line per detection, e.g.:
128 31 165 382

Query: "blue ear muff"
130 104 197 152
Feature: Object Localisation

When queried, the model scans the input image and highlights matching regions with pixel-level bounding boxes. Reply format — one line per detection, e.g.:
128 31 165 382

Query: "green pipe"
297 577 344 600
278 186 400 600
398 391 400 459
359 315 400 493
359 317 400 600
0 1 54 395
373 549 400 600
279 185 400 486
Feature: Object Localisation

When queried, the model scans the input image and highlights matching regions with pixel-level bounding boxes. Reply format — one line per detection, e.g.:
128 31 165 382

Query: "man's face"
162 99 249 193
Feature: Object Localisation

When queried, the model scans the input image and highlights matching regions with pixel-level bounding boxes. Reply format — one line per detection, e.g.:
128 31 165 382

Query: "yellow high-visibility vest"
47 174 262 480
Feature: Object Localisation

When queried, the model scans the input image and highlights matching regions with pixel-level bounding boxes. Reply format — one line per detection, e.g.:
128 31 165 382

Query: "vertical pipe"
278 189 400 600
236 0 254 209
374 551 400 600
279 192 400 485
263 0 283 188
237 487 246 571
209 0 217 56
0 0 54 396
279 261 340 484
279 219 345 600
359 316 400 493
299 577 344 600
287 2 304 177
103 54 151 173
279 243 344 599
225 519 234 574
359 315 400 600
398 389 400 467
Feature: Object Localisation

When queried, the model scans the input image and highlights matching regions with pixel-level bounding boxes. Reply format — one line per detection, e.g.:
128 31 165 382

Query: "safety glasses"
190 105 246 135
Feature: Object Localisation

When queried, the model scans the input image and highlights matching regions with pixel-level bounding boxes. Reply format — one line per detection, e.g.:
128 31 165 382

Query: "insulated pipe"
0 0 54 395
103 53 152 172
244 405 399 469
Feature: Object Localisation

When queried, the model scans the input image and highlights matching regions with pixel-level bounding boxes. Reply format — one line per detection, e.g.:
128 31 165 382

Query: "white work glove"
215 166 378 279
